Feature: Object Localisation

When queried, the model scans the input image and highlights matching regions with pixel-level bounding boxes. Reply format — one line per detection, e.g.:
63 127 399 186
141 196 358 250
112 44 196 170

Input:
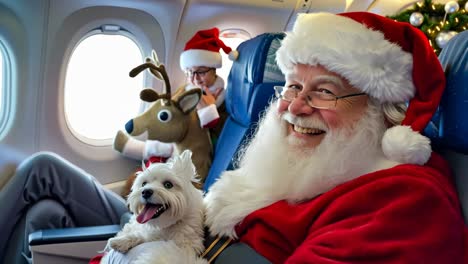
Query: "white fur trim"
276 13 415 103
204 169 276 238
144 140 173 159
382 126 431 165
228 50 238 61
180 49 222 70
197 104 219 128
122 137 146 160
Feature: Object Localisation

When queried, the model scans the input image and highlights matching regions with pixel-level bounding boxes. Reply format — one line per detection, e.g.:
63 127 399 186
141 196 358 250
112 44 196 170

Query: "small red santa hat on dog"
180 27 239 70
276 12 446 165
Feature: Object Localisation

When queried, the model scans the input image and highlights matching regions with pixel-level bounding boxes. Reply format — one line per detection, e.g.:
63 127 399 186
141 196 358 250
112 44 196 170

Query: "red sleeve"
197 104 219 128
203 118 220 129
285 172 466 264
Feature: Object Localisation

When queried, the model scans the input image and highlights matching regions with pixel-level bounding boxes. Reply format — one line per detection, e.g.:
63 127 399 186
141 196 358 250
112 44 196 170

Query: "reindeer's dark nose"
141 189 153 199
125 120 134 133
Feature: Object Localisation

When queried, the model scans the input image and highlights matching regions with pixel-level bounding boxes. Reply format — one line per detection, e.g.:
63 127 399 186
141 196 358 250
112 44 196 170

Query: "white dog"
101 150 207 264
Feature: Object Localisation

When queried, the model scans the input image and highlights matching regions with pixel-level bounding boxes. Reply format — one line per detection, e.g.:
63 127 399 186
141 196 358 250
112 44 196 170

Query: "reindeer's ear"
140 89 160 102
177 89 202 114
174 88 202 114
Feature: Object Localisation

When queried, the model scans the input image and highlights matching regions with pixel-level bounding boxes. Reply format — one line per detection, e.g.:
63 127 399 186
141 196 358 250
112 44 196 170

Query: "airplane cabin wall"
0 1 48 156
0 0 186 186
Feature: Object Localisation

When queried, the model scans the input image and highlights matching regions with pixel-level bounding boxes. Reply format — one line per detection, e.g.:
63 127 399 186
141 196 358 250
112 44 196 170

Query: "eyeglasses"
185 68 214 78
274 86 367 110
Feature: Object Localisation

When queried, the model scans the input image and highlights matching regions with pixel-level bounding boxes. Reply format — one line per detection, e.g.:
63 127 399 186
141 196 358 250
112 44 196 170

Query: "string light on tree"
389 0 468 54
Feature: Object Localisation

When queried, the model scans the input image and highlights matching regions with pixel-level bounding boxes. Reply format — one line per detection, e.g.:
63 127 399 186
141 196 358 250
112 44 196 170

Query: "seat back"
203 32 285 192
428 31 468 222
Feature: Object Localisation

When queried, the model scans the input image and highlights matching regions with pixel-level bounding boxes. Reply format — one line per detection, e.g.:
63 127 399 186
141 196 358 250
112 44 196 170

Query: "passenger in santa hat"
178 27 238 138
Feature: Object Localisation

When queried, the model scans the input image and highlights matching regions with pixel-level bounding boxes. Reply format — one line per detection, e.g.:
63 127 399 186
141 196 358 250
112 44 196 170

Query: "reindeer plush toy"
114 51 212 193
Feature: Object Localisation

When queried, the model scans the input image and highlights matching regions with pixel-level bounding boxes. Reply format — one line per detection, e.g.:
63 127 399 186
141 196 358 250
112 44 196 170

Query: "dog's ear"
141 160 147 171
126 171 143 214
172 150 196 182
179 149 192 162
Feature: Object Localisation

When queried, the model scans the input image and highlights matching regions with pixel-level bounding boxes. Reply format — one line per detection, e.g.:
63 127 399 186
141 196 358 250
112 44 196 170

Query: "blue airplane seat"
203 32 285 192
428 30 468 222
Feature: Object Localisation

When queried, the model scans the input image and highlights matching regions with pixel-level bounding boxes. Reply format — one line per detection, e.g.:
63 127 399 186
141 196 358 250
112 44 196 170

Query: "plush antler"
129 61 172 103
145 50 163 80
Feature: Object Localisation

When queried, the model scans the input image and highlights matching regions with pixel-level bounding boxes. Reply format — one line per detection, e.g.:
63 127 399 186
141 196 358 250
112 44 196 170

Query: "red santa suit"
233 153 467 263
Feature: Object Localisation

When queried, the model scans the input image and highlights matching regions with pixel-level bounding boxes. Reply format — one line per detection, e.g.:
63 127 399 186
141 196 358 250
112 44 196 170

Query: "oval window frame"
63 26 145 147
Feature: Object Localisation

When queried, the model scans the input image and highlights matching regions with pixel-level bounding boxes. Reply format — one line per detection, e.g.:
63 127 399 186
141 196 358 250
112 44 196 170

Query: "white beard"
205 100 400 237
234 100 395 202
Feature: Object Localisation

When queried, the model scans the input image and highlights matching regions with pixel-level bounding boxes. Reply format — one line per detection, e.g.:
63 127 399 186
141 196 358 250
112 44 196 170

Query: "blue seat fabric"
432 31 468 153
427 31 468 221
203 33 285 192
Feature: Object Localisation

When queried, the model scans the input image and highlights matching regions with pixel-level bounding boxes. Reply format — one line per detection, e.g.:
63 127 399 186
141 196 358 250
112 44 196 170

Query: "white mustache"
282 112 329 132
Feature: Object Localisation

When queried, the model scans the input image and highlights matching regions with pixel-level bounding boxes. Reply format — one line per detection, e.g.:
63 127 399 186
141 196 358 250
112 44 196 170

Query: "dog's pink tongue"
137 204 159 224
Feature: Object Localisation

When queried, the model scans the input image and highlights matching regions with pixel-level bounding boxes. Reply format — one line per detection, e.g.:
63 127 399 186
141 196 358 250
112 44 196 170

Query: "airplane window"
0 48 3 111
0 40 9 136
218 29 251 82
64 33 143 143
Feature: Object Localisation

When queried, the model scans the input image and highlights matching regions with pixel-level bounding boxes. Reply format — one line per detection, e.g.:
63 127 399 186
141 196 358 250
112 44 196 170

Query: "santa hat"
276 12 445 165
180 27 239 70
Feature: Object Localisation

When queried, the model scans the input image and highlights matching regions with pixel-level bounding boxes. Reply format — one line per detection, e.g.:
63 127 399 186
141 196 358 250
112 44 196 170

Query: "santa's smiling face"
277 64 369 150
234 63 391 201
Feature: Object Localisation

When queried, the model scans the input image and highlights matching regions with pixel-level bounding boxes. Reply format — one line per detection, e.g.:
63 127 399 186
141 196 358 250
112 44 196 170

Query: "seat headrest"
225 33 285 126
427 31 468 154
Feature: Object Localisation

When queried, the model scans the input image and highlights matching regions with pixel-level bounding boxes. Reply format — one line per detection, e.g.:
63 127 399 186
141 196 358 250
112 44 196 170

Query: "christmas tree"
389 0 467 54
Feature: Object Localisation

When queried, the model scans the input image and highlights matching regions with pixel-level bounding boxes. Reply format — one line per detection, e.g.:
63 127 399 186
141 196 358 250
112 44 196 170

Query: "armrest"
29 224 120 246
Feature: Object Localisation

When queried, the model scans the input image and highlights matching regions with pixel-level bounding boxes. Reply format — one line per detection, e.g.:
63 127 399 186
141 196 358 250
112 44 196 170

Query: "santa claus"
204 12 467 263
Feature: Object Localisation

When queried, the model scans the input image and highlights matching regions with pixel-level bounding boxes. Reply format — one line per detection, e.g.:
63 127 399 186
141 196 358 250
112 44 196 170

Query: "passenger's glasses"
186 68 214 78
